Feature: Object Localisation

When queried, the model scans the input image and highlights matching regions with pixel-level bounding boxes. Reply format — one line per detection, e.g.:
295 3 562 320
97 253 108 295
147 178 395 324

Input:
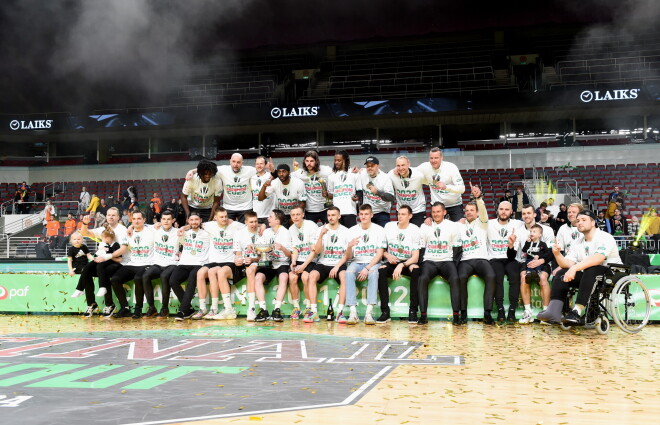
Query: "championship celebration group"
67 148 620 326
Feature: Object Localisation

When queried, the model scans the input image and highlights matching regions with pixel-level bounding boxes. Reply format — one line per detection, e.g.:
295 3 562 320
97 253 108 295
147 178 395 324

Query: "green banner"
1 272 659 320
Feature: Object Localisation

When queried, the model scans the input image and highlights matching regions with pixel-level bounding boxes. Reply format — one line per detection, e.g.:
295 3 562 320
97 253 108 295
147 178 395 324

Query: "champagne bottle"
326 298 335 321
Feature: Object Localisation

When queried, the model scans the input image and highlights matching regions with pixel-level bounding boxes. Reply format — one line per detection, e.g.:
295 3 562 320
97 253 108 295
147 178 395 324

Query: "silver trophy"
254 243 273 267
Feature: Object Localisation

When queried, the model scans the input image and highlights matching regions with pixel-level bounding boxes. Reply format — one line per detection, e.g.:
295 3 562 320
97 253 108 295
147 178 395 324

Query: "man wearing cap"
537 210 622 325
417 148 465 222
258 164 306 226
359 156 395 228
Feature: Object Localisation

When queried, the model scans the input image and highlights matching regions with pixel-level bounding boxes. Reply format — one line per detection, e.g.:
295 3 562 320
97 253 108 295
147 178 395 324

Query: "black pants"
372 211 391 228
489 258 522 311
378 262 420 312
142 264 177 308
418 260 459 313
305 210 328 225
458 259 496 311
340 214 357 228
110 265 148 309
189 207 212 222
226 209 250 223
78 260 120 307
411 212 426 228
169 265 202 313
551 266 610 307
445 205 464 222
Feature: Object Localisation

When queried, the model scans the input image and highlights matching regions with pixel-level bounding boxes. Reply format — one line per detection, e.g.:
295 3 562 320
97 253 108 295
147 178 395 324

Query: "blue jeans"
346 262 379 306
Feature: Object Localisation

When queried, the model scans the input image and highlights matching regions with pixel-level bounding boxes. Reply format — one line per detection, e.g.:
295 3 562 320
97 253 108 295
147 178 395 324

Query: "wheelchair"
560 264 652 334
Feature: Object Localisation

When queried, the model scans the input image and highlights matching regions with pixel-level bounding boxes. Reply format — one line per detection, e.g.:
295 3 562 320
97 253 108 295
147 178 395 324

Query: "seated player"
288 206 319 319
232 211 261 320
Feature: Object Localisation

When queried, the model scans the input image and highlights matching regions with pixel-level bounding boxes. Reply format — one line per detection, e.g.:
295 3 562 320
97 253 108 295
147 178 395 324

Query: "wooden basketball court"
0 315 657 425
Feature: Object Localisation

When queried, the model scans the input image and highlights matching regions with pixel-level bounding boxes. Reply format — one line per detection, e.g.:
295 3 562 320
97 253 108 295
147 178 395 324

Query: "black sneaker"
83 303 99 318
452 313 462 326
507 308 517 323
131 306 143 320
174 309 195 321
101 305 116 319
112 307 132 319
255 309 269 322
408 310 418 324
376 312 391 323
144 306 158 318
417 314 428 325
497 308 506 324
460 310 468 325
158 308 170 319
483 311 495 325
561 310 583 325
271 308 283 322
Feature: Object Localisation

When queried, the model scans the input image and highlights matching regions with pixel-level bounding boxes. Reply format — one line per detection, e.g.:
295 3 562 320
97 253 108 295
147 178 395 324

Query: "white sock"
211 298 219 310
350 305 357 315
366 304 373 314
292 298 300 309
311 303 317 313
524 304 532 312
199 299 207 311
574 305 583 315
304 298 311 308
96 287 107 297
248 293 256 309
71 290 83 298
222 293 232 309
274 300 282 309
338 303 345 315
259 300 267 309
542 305 548 310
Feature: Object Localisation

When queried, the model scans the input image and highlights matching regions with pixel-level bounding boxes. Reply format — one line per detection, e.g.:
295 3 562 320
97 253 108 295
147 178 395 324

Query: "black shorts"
293 261 316 274
312 263 347 283
255 265 289 282
520 262 551 276
204 262 244 282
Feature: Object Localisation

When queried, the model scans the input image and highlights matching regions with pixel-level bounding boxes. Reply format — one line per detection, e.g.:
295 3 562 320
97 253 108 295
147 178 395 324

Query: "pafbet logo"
0 285 29 300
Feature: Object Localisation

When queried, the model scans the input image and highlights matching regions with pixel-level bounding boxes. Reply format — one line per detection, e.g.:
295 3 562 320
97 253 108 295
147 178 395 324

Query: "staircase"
542 66 560 88
303 73 331 99
494 69 514 87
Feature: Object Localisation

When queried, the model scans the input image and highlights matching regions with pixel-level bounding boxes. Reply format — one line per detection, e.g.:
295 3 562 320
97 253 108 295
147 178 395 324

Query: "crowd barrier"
1 271 659 320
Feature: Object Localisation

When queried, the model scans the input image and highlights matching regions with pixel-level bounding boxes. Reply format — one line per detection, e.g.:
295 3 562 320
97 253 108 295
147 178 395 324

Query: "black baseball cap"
276 164 290 172
577 210 597 221
364 156 379 165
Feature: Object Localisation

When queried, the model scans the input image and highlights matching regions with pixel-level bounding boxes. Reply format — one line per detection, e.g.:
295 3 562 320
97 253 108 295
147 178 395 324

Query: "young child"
521 225 551 276
69 233 94 298
93 228 122 297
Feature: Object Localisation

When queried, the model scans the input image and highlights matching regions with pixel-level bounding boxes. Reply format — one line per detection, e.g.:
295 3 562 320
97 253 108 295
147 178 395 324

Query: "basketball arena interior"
0 1 659 424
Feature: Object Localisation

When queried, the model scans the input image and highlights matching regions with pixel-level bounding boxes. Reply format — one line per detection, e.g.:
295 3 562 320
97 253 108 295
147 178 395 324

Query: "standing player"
418 202 462 324
259 164 306 225
304 206 350 323
109 211 155 319
181 159 223 222
487 200 523 322
292 151 333 224
359 156 395 228
250 209 292 321
169 213 210 320
417 148 465 222
378 205 422 323
327 150 361 228
141 210 179 318
288 206 319 319
345 204 386 325
250 156 276 226
193 208 245 319
217 153 257 222
457 185 497 324
388 156 427 227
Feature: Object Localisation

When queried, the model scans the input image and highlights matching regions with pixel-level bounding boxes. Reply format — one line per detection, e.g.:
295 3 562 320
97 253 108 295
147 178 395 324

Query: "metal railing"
1 236 99 259
42 181 66 199
614 237 658 253
555 178 580 205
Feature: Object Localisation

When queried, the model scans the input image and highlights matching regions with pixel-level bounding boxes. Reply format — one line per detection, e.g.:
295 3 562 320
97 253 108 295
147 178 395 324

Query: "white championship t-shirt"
316 225 351 267
217 165 256 211
182 174 223 209
178 228 210 266
289 219 319 263
348 223 386 263
388 167 426 214
292 165 333 213
327 170 361 216
267 178 307 216
384 221 422 262
204 221 245 264
125 227 155 267
359 169 394 215
417 160 465 208
565 228 622 265
259 226 292 268
152 226 180 267
251 172 276 219
557 223 584 253
487 218 523 260
420 220 461 262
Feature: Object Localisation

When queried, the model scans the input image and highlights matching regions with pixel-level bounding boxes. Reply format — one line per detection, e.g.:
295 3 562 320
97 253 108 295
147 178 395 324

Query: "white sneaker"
214 307 238 320
247 307 257 322
203 309 219 319
71 290 83 298
364 312 375 325
346 312 359 325
96 287 107 297
191 309 207 320
519 310 534 324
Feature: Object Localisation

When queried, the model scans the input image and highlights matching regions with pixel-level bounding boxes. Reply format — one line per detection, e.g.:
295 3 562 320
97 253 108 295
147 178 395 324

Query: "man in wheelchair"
537 210 622 325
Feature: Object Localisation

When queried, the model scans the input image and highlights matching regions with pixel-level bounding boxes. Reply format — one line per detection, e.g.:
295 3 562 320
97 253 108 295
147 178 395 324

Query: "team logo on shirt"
585 246 590 255
432 175 441 183
297 232 304 241
283 188 289 196
398 233 405 242
571 230 580 240
134 236 141 245
256 179 261 187
310 174 318 182
465 228 474 238
199 185 209 196
434 227 442 238
234 176 240 183
191 233 197 239
162 234 169 242
401 179 410 189
219 230 225 239
340 173 347 182
330 234 338 244
363 234 369 243
499 228 508 238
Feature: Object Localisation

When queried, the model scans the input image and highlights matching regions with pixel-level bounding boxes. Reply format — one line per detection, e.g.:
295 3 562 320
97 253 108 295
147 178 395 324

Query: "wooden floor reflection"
1 315 658 425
